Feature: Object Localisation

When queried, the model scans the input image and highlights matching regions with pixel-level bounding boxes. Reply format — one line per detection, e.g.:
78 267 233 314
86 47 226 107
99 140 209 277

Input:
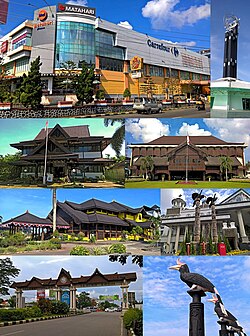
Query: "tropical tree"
131 226 143 240
220 156 233 181
123 88 131 100
140 156 154 179
59 60 77 98
0 67 12 103
104 119 125 158
76 291 92 309
75 62 95 104
0 258 20 295
18 56 43 109
0 152 22 181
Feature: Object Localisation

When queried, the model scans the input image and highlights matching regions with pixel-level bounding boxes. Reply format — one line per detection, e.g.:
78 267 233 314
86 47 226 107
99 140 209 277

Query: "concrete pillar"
70 287 76 311
48 77 53 95
120 281 129 310
237 210 249 243
16 289 23 308
184 225 189 238
166 227 172 253
174 226 180 252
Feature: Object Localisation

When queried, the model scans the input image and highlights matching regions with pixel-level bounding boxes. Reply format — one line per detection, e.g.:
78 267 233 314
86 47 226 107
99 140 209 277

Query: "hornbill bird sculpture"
206 194 218 207
192 190 206 207
169 259 220 295
208 295 247 336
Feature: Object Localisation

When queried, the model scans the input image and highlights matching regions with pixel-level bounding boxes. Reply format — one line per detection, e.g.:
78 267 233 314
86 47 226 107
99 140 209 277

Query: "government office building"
0 3 210 100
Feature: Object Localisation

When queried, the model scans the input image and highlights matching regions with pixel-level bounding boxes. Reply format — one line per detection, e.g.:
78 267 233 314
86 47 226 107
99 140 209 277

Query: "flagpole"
43 121 49 185
186 133 189 182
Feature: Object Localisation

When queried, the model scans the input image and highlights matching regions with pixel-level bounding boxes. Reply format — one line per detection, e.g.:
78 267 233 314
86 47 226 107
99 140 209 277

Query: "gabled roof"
1 211 70 229
11 269 137 289
29 137 72 157
205 156 242 166
166 141 207 160
220 189 250 204
140 135 244 146
34 124 90 140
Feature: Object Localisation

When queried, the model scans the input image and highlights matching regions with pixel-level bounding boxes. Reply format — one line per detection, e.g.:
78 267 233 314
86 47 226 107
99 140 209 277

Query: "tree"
75 62 95 104
59 60 77 98
0 67 12 103
140 156 154 179
131 226 143 240
0 258 20 295
220 156 233 181
77 291 92 309
0 152 22 181
104 119 125 158
19 56 43 109
109 255 143 268
123 88 131 100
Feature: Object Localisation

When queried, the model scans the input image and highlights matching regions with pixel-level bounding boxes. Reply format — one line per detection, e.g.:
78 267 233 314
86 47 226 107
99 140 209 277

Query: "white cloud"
102 142 125 158
163 39 196 47
118 21 133 30
126 118 170 143
66 0 87 6
160 189 185 214
177 122 211 136
142 0 210 29
204 119 250 161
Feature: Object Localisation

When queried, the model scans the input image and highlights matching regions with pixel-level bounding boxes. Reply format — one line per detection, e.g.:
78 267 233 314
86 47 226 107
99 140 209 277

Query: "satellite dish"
224 15 240 32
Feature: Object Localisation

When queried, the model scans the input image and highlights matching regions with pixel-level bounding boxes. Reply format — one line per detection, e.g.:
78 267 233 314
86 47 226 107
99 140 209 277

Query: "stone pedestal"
188 290 206 336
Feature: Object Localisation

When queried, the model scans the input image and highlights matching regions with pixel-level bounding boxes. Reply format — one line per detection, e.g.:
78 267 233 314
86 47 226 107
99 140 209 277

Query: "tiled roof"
35 125 90 140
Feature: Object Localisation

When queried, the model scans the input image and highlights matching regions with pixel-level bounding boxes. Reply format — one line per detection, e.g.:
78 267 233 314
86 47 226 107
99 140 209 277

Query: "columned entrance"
11 268 137 312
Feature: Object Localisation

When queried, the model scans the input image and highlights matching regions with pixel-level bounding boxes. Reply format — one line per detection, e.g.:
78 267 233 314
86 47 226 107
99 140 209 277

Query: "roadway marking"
1 331 24 336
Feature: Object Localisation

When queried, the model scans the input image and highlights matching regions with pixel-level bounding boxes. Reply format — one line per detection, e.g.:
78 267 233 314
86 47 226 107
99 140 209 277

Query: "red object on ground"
218 243 227 256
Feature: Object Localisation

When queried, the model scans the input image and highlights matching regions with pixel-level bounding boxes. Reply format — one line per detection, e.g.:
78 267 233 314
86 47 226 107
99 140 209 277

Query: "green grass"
125 180 250 189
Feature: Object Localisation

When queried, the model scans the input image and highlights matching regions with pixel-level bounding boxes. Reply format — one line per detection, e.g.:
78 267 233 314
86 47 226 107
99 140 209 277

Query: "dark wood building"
129 135 247 180
11 124 112 181
1 199 158 240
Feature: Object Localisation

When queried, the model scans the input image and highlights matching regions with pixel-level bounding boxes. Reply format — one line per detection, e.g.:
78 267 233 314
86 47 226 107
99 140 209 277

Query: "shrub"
70 246 90 255
77 232 86 241
37 298 52 315
0 306 42 321
91 247 107 255
89 235 96 243
51 301 69 315
49 238 61 248
6 246 18 253
108 243 126 254
123 308 143 336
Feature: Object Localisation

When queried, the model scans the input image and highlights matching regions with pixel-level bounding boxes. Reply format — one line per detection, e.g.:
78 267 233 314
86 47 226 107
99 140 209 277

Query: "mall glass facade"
55 21 95 68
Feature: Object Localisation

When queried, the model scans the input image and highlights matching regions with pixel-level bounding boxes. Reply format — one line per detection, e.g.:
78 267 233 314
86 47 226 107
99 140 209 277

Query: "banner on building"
0 0 9 24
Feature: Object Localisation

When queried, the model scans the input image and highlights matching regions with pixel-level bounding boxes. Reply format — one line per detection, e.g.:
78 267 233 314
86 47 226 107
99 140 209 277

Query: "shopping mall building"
0 3 210 99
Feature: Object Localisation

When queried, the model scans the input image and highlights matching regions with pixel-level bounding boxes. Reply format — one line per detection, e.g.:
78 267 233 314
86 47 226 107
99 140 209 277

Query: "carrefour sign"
147 39 179 57
58 3 96 16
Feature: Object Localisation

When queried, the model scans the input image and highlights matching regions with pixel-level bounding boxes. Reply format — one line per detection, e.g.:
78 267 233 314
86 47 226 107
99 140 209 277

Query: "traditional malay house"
129 135 247 180
10 124 112 181
1 199 159 240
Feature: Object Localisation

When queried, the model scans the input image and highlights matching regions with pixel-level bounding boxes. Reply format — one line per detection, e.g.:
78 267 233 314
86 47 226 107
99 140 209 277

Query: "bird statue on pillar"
208 295 247 336
192 190 206 207
206 194 218 207
169 259 220 295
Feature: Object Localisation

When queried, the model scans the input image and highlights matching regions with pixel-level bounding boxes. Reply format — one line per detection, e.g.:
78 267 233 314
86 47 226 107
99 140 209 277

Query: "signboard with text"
0 0 9 24
99 295 119 301
57 3 96 16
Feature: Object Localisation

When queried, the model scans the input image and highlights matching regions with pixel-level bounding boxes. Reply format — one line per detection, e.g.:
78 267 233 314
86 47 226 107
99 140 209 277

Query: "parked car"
133 97 162 114
105 307 116 312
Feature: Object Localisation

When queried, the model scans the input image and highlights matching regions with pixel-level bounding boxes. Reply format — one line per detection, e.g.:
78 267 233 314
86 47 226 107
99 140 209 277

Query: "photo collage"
0 1 250 336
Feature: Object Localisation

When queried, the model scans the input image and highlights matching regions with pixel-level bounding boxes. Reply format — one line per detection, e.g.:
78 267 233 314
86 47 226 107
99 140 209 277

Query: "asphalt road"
104 107 210 119
0 312 122 336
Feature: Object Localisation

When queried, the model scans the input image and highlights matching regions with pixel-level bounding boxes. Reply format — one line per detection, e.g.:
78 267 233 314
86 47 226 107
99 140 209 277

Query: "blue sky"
1 256 142 303
0 0 210 51
211 0 250 80
144 256 250 336
125 118 250 161
0 118 123 157
160 188 250 213
0 188 160 222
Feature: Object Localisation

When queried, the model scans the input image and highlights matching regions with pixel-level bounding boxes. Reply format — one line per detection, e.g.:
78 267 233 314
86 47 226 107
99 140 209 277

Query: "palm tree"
140 156 154 180
104 119 125 158
220 156 233 181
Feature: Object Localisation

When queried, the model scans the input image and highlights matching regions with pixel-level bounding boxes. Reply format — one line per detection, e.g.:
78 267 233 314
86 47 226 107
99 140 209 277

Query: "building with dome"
161 189 250 253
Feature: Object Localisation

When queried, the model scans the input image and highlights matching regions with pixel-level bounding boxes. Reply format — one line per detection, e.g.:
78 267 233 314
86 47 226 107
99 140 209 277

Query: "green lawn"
125 180 250 189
